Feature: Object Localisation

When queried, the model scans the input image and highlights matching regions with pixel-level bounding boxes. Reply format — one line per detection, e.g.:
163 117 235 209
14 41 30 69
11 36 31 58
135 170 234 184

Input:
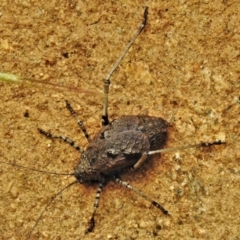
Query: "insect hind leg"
38 128 84 154
145 140 225 156
101 7 148 127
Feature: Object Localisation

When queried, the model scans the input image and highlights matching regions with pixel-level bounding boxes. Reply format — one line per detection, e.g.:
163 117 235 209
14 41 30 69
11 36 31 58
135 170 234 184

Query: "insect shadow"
1 7 224 238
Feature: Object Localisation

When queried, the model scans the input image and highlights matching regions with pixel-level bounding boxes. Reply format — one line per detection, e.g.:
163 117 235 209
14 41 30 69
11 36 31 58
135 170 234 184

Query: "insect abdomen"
136 115 169 150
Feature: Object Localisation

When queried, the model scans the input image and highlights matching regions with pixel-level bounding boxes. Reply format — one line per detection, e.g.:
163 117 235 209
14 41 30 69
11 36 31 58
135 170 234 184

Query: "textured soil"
0 1 239 240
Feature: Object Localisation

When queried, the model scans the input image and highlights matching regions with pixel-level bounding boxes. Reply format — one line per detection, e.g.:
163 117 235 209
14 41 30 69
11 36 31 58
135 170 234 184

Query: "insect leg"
145 140 225 156
132 153 148 169
133 140 225 169
38 128 84 154
65 100 91 142
114 177 169 215
86 182 104 233
102 7 148 126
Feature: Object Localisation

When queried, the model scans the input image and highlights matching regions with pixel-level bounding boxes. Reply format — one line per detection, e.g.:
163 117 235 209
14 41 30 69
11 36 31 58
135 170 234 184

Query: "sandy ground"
0 1 239 240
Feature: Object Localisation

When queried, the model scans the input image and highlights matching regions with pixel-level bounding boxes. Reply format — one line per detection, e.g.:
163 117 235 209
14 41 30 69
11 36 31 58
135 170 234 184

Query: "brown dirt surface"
0 1 239 240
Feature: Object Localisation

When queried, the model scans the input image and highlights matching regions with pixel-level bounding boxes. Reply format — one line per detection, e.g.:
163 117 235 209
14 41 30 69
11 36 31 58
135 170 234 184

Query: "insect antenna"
0 161 77 238
0 161 74 176
26 180 78 239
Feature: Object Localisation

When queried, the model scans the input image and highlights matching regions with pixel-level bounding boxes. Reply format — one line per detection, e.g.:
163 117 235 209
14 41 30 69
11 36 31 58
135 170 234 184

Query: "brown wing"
86 130 150 174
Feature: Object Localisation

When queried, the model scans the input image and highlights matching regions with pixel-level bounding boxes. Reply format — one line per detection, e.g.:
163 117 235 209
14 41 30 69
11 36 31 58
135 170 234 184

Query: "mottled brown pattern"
0 1 239 239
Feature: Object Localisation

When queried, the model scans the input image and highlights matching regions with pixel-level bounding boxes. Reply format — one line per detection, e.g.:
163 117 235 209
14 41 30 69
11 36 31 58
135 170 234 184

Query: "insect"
1 7 224 238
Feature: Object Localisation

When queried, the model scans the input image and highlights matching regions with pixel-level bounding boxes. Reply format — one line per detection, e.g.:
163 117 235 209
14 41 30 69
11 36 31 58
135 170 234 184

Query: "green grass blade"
0 72 100 95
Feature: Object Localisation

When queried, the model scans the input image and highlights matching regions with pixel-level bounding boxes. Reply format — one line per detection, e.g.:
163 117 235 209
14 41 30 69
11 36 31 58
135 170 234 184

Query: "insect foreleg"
38 128 84 154
86 182 104 234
